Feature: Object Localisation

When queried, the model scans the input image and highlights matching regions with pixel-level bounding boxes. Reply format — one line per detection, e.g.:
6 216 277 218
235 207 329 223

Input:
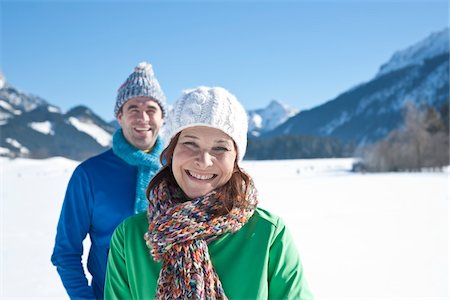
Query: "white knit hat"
115 62 167 117
164 86 248 161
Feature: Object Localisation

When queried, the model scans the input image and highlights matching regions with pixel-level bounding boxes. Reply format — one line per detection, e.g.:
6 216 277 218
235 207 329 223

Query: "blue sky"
1 0 448 121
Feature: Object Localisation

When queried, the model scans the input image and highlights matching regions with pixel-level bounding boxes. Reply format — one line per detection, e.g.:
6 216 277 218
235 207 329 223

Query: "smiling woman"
104 86 314 300
173 126 237 199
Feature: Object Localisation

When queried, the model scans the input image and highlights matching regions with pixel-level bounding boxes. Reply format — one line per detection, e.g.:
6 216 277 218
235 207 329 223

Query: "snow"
67 117 112 147
250 114 263 130
377 27 449 77
48 106 61 113
29 121 54 135
403 61 449 107
248 99 298 136
319 111 350 135
0 147 10 155
0 100 21 115
5 138 29 154
1 157 448 299
0 72 5 89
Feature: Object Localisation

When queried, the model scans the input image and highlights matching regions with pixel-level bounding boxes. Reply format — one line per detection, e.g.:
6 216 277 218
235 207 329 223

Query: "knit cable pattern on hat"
115 62 167 117
163 86 248 161
145 178 258 299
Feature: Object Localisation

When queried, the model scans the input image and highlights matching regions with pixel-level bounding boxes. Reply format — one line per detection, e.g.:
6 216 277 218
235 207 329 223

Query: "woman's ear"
233 160 240 172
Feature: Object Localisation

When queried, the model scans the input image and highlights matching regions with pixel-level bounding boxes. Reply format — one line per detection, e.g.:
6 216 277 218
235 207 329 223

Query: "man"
51 62 166 299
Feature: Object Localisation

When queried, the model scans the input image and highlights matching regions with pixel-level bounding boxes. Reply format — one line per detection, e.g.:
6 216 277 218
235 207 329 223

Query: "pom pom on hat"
163 86 248 161
115 62 167 117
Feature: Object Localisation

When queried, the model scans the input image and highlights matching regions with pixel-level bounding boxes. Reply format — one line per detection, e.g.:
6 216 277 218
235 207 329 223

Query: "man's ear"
116 110 123 126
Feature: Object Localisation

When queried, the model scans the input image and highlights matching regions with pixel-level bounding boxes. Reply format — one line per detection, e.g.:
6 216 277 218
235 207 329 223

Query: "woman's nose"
195 151 213 168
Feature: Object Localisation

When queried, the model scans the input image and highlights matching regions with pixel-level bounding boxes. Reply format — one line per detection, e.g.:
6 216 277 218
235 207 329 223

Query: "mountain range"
0 79 115 160
1 27 448 160
266 28 449 145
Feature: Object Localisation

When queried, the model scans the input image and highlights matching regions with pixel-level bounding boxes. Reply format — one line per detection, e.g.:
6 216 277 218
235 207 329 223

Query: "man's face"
117 97 164 151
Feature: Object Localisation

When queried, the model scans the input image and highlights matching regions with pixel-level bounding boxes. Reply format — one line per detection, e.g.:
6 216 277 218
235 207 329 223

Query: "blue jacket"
51 149 140 299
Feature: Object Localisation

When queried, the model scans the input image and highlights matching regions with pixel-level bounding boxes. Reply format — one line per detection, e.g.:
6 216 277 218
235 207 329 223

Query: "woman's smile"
172 126 237 199
186 170 217 181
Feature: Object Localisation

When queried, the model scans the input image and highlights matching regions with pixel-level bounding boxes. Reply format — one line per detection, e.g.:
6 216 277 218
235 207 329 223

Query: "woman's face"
172 126 237 199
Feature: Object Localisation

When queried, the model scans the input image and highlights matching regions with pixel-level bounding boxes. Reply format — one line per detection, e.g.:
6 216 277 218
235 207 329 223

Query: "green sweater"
104 208 314 300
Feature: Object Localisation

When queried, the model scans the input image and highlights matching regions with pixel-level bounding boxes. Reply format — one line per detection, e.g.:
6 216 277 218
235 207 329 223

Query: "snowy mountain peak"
0 85 48 114
377 27 449 77
248 99 299 136
66 105 96 119
267 99 284 109
65 105 115 147
268 27 449 145
0 79 115 160
266 99 298 116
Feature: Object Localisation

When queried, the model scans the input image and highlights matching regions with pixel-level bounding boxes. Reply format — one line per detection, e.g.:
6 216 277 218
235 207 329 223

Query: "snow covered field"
1 157 448 299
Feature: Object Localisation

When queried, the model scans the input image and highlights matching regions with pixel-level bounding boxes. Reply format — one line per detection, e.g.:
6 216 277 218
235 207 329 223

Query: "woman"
104 86 314 299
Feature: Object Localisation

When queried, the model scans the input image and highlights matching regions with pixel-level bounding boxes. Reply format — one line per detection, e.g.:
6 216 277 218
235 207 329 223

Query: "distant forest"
245 135 355 160
358 101 449 172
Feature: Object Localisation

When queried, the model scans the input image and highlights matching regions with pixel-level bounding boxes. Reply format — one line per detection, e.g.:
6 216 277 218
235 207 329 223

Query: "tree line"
245 134 354 160
357 101 449 172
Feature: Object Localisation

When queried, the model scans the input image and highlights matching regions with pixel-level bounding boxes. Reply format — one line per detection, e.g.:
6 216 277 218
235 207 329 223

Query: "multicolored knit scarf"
144 177 258 300
112 128 163 213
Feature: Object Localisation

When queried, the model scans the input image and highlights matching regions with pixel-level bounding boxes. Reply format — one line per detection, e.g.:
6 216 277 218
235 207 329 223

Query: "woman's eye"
213 147 230 152
182 141 198 148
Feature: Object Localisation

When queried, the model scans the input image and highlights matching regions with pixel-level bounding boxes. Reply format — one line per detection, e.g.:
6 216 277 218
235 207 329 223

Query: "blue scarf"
112 129 163 214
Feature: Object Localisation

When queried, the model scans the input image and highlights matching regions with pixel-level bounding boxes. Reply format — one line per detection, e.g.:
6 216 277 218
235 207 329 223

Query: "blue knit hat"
115 62 167 117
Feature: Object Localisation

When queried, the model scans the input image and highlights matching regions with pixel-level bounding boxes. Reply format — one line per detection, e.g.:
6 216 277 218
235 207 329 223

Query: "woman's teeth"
187 170 215 180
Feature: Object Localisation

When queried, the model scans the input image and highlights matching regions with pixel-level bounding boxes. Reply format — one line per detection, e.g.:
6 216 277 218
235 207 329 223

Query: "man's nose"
137 111 150 121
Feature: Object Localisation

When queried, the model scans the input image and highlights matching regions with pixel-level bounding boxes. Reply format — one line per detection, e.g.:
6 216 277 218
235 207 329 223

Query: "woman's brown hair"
146 132 253 213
